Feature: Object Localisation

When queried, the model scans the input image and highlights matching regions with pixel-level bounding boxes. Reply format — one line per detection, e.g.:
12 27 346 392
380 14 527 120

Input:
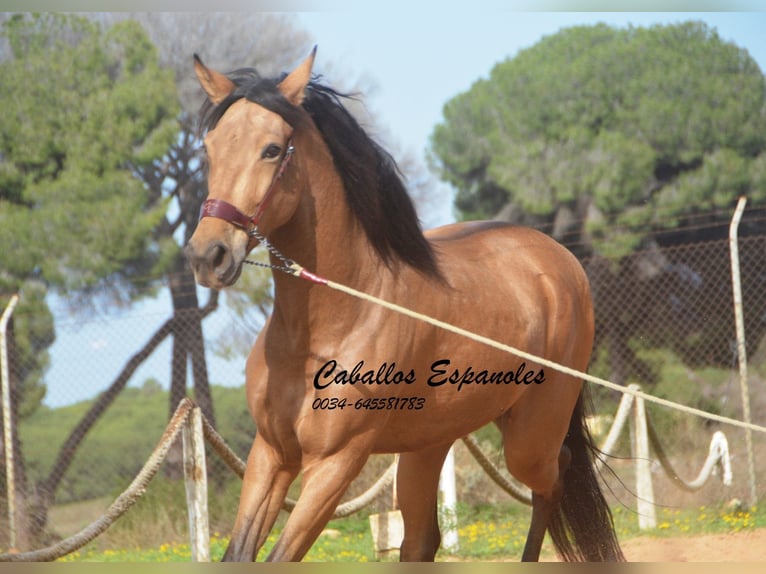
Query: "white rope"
333 462 397 517
594 388 635 471
591 383 732 491
462 379 733 503
289 264 766 435
647 420 733 492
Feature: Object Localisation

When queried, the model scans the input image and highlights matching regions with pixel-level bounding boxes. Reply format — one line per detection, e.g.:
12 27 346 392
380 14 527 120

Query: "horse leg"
519 445 571 562
498 381 580 562
396 443 452 561
222 432 298 562
265 444 372 561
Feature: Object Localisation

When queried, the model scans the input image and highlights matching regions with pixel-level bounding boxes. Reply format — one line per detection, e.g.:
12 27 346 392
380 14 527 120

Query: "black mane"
199 67 442 280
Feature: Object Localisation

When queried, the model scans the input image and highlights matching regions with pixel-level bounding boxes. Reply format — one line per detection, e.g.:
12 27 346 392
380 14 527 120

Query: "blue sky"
296 11 766 154
295 10 766 225
41 8 766 407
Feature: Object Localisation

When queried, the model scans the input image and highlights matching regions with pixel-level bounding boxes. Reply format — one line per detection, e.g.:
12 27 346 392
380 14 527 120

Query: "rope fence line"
594 385 732 494
288 261 766 436
647 422 732 493
0 377 743 562
460 435 532 505
0 299 753 561
0 398 396 562
2 274 757 561
1 211 759 561
457 383 734 511
0 399 196 563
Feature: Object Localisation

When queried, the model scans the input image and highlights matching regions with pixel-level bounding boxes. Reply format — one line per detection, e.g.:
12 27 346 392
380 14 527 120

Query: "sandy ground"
619 528 766 562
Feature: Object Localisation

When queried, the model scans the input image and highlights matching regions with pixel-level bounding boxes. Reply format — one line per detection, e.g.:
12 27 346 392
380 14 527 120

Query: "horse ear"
194 54 235 105
278 46 317 106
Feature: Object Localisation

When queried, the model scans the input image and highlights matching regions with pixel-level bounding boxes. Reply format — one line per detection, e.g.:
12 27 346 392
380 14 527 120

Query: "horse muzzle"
184 237 244 289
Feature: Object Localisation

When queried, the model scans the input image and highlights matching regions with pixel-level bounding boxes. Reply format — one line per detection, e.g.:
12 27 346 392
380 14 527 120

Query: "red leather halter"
199 140 295 235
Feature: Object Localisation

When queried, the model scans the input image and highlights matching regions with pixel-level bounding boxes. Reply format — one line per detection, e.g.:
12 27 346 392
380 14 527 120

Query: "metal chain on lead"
244 227 298 276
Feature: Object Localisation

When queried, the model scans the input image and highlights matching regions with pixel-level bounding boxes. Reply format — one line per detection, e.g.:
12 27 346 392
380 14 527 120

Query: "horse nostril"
210 243 227 269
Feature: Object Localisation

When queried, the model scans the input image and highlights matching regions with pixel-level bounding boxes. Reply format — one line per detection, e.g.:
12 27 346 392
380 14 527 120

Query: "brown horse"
185 48 624 562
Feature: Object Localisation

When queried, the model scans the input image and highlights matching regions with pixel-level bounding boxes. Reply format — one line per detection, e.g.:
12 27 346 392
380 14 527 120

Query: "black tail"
548 388 625 561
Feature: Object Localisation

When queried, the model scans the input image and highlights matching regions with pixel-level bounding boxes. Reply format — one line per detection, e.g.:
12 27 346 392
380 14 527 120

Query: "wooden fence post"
183 406 210 561
439 445 459 552
632 395 657 529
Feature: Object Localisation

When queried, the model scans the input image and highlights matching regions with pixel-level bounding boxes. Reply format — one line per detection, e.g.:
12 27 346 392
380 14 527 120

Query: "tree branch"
33 316 176 533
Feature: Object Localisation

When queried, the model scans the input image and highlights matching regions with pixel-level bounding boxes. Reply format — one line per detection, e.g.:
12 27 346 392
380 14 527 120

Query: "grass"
49 502 765 562
614 503 765 538
57 528 375 562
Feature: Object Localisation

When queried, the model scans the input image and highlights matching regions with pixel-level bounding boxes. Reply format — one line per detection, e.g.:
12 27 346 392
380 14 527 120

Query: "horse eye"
261 144 282 160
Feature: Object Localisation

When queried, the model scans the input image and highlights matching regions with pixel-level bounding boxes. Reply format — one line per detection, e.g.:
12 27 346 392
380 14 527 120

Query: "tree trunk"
587 255 656 392
586 256 631 396
169 318 188 420
166 255 216 479
168 256 215 423
189 314 214 426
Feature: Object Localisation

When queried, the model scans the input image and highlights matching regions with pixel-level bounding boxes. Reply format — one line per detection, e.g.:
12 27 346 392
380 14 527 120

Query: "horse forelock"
198 68 305 134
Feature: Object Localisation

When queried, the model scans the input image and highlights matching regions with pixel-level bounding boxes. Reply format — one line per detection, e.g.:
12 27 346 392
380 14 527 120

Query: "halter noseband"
199 139 295 235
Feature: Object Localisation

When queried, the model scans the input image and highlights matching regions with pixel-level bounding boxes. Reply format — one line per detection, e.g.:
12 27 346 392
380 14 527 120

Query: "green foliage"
19 384 253 504
0 13 180 419
0 13 179 294
430 21 766 258
105 475 243 549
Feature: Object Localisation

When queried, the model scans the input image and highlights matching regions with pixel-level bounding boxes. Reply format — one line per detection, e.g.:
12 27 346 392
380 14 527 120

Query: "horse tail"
548 386 625 561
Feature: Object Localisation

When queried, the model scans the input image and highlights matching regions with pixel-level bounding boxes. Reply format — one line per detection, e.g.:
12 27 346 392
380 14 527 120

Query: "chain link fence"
580 232 766 513
2 225 766 550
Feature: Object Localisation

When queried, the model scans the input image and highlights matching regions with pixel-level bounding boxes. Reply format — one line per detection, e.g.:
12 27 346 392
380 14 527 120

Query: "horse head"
185 49 316 289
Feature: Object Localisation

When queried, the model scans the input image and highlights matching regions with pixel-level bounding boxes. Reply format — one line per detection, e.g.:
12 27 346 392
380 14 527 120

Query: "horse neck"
268 129 396 330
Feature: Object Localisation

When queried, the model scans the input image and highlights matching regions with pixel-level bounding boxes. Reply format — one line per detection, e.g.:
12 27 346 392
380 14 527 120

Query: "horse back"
426 220 590 305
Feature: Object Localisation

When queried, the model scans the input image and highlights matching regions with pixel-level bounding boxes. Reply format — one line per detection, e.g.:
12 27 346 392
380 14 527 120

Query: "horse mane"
199 67 442 280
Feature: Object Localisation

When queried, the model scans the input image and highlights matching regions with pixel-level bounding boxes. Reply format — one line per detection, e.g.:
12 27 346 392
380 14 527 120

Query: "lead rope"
242 235 766 435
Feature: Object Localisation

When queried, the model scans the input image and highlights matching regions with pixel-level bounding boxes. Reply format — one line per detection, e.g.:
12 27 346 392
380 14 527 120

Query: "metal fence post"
729 195 757 508
182 406 211 562
1 294 20 552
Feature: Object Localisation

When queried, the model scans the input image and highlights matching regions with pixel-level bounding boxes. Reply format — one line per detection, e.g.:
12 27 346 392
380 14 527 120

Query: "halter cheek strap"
199 139 295 235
